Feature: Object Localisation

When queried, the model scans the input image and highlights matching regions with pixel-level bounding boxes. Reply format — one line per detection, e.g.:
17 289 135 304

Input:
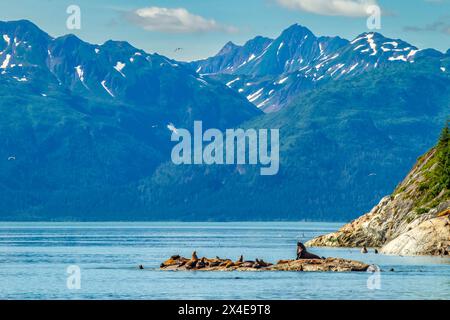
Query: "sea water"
0 222 448 300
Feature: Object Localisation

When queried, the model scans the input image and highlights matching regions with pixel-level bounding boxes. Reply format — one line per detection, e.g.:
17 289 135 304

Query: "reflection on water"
0 222 448 300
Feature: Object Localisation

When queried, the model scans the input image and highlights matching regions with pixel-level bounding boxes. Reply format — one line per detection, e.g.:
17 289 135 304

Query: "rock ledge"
160 255 369 272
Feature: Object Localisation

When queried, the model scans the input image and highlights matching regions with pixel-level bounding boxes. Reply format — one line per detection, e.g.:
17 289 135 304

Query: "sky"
0 0 449 61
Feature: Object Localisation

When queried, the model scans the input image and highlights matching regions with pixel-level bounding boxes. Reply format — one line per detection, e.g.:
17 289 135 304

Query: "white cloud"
277 0 379 17
126 7 237 33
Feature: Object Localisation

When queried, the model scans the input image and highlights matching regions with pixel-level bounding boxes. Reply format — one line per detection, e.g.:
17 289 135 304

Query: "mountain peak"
280 23 314 38
0 19 41 29
217 41 239 56
102 40 136 50
0 19 51 40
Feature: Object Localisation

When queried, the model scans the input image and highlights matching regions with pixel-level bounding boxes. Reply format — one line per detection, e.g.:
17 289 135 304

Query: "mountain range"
190 23 449 112
0 20 449 221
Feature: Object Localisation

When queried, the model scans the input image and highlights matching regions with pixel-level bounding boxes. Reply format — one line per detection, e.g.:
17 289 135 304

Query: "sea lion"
240 261 256 268
256 258 271 267
277 259 292 264
219 259 232 267
196 257 206 269
253 259 267 269
361 246 368 254
160 256 182 268
237 255 244 263
296 242 322 260
374 249 379 254
139 265 144 270
208 260 221 267
185 251 199 269
205 258 222 267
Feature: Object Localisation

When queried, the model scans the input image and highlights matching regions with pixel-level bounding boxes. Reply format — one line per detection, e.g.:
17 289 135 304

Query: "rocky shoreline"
159 252 369 272
306 132 450 257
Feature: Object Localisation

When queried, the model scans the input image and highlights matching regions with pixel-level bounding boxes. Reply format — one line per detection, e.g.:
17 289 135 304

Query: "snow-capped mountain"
192 36 273 75
0 20 260 128
0 20 261 219
191 23 449 112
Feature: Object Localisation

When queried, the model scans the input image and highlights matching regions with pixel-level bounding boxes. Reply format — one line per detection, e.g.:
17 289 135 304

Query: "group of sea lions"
156 241 371 272
158 242 330 271
160 251 274 270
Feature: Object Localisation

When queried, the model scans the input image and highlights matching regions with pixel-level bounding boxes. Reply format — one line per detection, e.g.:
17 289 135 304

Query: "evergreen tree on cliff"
436 121 450 190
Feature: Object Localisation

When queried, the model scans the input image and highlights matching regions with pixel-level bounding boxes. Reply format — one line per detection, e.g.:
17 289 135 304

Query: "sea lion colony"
158 243 370 272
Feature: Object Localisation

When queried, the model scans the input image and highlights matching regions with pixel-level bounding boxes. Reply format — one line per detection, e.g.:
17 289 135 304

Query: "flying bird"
174 47 183 52
167 123 178 135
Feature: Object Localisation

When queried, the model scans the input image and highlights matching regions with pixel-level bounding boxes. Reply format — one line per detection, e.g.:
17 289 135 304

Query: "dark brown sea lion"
196 257 206 269
139 265 144 270
296 242 322 260
240 261 256 268
361 246 368 254
208 260 221 267
256 258 271 267
205 258 222 267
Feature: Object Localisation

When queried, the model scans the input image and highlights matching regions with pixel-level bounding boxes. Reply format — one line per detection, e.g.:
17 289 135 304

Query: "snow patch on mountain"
226 77 240 87
1 54 11 69
114 62 126 77
277 76 289 84
101 80 115 97
2 34 10 46
277 42 284 56
247 88 264 102
75 65 85 82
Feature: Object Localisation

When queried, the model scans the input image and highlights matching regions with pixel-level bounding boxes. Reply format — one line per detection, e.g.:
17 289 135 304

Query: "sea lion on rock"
297 242 322 260
256 259 271 267
240 261 256 268
206 258 222 267
277 259 293 264
196 258 206 269
160 256 183 268
219 259 232 267
237 255 244 263
185 251 199 269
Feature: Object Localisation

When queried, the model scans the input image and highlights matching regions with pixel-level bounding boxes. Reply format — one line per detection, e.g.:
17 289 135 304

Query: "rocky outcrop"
159 254 369 272
381 215 450 256
306 133 450 256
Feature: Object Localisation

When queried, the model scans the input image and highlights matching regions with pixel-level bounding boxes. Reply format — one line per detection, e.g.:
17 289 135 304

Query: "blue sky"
0 0 449 61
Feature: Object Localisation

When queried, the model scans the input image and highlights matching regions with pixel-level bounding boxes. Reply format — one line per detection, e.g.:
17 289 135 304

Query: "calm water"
0 222 448 300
